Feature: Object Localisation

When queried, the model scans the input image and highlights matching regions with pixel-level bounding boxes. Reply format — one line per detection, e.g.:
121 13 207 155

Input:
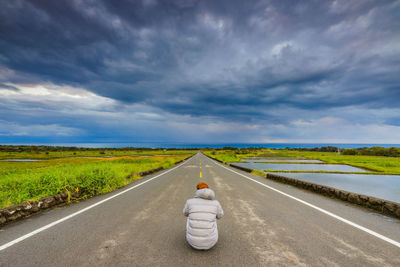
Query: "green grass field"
203 149 278 163
0 151 194 209
275 150 400 174
0 149 194 160
203 149 400 175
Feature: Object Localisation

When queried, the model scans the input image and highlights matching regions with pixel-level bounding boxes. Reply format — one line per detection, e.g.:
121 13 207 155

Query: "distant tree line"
211 147 262 151
287 146 400 157
286 146 340 152
0 145 195 152
341 146 400 157
3 145 397 156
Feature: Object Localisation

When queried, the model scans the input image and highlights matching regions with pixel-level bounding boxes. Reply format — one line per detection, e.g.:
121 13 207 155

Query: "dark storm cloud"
1 0 400 142
0 83 19 91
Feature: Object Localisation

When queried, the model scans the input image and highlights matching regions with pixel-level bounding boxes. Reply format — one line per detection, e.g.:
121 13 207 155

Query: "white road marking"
209 157 400 249
0 156 193 252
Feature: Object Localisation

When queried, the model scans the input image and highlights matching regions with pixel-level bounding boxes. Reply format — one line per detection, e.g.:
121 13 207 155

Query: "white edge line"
0 156 194 252
208 156 400 249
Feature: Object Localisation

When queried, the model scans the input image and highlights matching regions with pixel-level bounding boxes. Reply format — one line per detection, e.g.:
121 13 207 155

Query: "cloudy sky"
1 0 400 144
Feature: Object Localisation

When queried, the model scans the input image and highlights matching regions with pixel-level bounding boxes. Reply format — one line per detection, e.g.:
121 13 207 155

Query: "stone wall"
0 192 73 226
125 167 164 179
228 163 253 173
0 155 193 227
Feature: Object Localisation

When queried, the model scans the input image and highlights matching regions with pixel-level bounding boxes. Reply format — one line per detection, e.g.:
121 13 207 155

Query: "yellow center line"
200 171 202 178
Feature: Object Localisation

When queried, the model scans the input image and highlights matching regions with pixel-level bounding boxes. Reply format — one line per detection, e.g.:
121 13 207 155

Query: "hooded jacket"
183 188 224 250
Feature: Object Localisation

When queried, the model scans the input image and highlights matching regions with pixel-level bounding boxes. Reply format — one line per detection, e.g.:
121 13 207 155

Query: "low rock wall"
0 192 74 226
228 163 253 173
126 166 164 179
138 166 164 176
213 158 223 163
0 155 193 226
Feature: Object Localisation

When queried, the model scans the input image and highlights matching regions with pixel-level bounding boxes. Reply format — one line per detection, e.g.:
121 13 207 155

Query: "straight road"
0 152 399 266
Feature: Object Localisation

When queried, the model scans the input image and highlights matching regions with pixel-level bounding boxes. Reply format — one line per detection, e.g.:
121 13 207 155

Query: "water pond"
234 162 366 172
244 158 323 163
271 172 400 203
246 157 304 160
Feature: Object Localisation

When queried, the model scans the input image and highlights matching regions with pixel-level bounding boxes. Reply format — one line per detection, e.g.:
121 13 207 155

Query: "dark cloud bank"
0 0 400 143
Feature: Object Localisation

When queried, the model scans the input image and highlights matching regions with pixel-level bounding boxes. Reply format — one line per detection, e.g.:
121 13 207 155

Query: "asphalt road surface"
0 152 399 266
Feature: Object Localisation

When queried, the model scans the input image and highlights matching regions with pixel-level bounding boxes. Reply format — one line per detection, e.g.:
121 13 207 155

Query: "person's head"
197 182 209 190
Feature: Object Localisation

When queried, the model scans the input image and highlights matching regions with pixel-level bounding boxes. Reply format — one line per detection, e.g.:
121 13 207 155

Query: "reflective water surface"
271 172 400 203
245 158 324 163
234 162 366 172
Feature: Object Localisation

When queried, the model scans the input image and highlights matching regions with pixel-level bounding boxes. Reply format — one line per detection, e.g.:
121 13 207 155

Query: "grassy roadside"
0 154 193 209
202 150 254 163
203 149 400 175
202 149 298 163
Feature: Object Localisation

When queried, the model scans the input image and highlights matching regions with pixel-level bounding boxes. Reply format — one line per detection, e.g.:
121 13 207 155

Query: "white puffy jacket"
183 188 224 250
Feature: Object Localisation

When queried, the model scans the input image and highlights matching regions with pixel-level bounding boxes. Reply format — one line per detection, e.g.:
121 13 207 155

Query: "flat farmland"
0 149 195 208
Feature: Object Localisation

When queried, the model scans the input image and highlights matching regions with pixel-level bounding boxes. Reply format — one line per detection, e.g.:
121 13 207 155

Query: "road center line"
0 156 193 252
209 157 400 248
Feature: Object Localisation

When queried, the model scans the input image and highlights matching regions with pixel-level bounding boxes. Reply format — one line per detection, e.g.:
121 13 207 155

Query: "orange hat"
197 182 209 190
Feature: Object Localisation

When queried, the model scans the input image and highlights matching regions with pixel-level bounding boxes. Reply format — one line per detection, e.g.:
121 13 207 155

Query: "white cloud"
271 41 294 56
0 82 115 110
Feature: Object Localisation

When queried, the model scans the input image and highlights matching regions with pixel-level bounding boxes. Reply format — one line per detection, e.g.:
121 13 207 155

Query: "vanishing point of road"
0 153 399 266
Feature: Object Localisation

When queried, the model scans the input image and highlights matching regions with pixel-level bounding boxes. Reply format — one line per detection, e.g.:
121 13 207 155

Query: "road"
0 152 399 266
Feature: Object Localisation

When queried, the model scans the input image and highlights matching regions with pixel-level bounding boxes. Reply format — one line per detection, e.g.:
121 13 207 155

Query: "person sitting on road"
183 182 224 250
